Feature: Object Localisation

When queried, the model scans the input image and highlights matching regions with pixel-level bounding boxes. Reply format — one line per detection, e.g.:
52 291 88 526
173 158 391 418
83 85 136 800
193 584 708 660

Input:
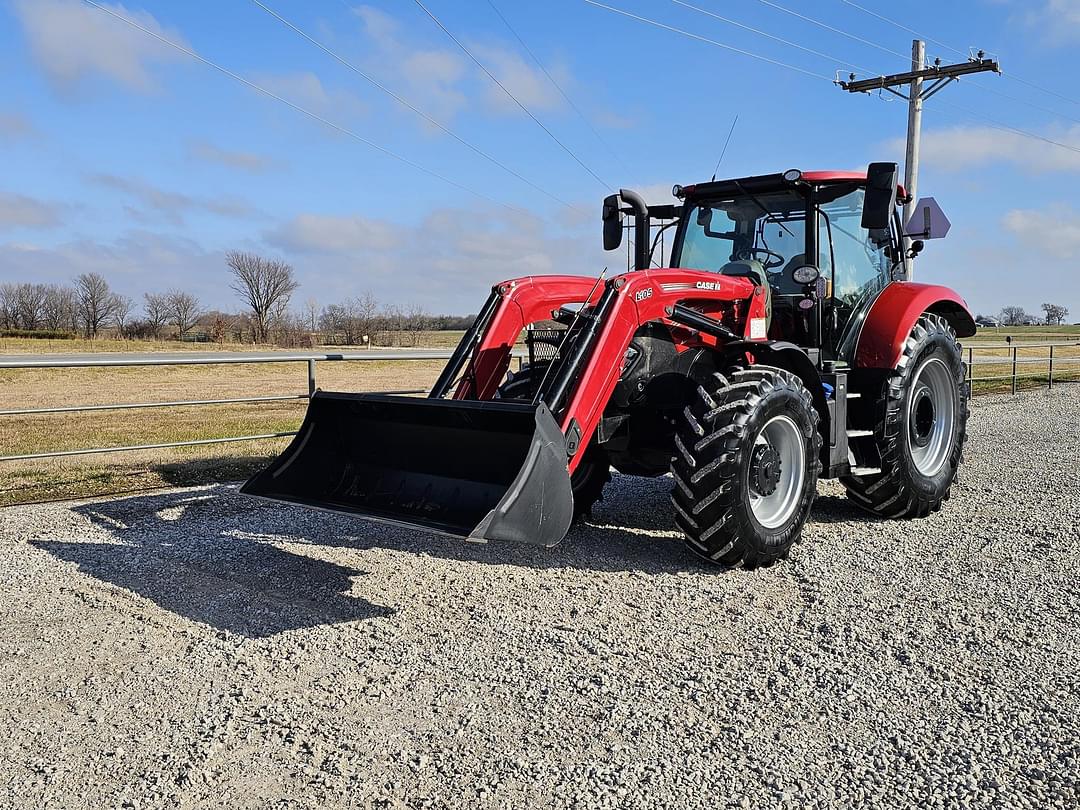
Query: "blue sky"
2 0 1079 319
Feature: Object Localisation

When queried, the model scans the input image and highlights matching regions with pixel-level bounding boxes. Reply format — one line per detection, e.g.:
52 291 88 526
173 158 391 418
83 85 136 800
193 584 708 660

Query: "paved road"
0 348 457 368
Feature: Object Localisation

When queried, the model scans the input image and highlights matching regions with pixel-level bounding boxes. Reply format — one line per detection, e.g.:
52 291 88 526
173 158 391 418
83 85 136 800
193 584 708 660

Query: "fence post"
307 358 317 397
1011 346 1017 395
1048 345 1054 390
967 346 973 385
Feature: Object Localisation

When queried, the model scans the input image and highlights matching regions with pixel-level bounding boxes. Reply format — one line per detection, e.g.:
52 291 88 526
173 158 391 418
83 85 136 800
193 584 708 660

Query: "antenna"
711 114 739 181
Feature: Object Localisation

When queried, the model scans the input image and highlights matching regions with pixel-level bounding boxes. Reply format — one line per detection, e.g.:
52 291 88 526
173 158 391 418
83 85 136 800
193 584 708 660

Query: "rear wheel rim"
748 415 805 529
908 357 957 476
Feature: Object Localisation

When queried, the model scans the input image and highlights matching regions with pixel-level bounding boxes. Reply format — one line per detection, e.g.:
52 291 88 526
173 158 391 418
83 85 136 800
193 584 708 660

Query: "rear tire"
497 364 609 520
671 367 821 568
841 313 968 518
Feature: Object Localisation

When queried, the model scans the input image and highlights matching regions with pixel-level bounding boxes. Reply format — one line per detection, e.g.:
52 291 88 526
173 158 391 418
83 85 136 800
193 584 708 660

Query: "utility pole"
839 42 1000 278
903 40 925 231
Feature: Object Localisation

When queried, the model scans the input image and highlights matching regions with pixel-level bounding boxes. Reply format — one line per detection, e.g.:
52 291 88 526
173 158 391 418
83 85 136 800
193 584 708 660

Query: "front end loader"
243 162 975 567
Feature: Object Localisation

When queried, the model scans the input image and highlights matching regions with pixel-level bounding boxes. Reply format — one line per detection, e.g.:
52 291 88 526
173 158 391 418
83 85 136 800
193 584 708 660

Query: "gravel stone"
0 388 1078 808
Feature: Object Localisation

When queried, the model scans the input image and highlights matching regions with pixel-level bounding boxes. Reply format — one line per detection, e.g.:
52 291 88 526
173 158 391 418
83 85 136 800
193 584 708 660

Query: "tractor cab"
669 166 907 363
606 164 909 365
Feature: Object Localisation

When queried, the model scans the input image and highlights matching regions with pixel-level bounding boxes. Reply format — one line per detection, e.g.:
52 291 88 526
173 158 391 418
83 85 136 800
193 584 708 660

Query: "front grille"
526 329 565 366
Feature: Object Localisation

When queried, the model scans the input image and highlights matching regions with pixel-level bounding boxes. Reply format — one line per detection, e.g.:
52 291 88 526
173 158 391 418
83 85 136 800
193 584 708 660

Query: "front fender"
855 282 975 370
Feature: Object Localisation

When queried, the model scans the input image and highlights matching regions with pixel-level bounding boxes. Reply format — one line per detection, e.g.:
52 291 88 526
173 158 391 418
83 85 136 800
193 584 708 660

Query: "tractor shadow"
31 474 884 636
31 488 394 639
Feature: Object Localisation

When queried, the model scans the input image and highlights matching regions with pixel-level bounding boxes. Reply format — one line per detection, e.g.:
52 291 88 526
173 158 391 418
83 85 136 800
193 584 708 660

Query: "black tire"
496 364 610 520
671 366 821 569
841 313 969 518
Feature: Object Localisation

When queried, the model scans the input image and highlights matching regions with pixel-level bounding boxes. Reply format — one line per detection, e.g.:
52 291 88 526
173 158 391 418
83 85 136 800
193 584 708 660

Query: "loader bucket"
240 392 574 547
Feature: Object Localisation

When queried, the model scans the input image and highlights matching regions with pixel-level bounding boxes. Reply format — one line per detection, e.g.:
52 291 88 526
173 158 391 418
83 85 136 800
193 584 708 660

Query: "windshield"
675 190 808 294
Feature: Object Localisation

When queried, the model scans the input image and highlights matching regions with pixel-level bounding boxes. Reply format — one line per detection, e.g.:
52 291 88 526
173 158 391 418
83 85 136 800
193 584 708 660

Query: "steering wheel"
736 247 785 271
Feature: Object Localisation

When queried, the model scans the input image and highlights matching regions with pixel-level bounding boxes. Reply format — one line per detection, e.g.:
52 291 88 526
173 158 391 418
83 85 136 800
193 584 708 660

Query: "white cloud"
353 6 468 124
472 45 565 114
352 5 574 126
0 232 224 304
89 174 257 224
250 72 367 120
186 140 278 174
261 204 606 312
12 0 188 94
884 125 1080 173
0 112 34 141
0 192 66 230
1023 0 1080 43
265 214 405 254
1002 205 1080 259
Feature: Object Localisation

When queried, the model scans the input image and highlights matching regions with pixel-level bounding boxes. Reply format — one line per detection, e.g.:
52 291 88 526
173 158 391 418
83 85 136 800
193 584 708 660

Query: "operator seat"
719 259 772 327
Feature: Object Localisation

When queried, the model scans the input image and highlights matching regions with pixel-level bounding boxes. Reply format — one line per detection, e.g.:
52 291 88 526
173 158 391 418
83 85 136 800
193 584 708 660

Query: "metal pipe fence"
964 340 1080 394
1 341 1077 464
0 351 447 462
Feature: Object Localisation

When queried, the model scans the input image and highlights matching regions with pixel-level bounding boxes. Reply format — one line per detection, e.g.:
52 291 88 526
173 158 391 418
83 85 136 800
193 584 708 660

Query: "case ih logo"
634 287 653 302
695 281 723 292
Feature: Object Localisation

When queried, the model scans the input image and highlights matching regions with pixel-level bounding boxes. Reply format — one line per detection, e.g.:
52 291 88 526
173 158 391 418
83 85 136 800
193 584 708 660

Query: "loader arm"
448 269 767 475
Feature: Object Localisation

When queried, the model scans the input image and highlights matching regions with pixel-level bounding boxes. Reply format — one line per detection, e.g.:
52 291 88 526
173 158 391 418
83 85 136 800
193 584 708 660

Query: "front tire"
842 313 969 518
671 367 821 568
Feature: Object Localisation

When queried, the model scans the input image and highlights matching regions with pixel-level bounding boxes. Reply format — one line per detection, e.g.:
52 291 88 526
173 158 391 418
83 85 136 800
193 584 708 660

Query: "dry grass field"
1 326 1077 506
0 356 447 506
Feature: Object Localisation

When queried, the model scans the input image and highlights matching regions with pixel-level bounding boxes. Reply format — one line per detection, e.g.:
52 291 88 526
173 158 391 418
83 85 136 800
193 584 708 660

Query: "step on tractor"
244 162 973 567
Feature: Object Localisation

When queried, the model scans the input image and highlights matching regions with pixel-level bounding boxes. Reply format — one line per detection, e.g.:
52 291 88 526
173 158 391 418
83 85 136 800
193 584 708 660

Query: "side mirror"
602 193 623 251
861 161 899 231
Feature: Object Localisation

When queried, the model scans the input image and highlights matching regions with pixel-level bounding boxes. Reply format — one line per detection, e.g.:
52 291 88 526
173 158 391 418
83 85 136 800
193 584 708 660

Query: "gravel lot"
1 388 1077 809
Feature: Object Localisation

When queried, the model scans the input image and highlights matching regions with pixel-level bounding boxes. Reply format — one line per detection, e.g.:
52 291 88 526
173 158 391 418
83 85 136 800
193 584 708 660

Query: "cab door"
816 185 896 360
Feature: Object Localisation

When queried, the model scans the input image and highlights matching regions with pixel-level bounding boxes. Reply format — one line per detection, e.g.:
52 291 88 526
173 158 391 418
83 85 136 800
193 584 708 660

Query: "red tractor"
244 162 973 567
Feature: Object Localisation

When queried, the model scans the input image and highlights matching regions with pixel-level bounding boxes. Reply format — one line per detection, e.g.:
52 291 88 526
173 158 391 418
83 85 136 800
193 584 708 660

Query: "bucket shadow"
31 489 393 638
31 474 888 635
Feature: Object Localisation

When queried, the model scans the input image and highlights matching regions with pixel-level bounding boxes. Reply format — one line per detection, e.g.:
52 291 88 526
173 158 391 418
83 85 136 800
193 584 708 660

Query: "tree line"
990 303 1072 327
1 251 473 346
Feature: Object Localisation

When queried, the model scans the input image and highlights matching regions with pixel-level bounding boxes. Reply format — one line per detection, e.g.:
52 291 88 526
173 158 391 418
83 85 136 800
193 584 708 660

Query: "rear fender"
854 282 975 370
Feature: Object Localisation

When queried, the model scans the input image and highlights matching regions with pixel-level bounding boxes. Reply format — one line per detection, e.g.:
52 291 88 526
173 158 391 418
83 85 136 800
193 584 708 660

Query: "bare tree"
206 311 236 343
75 272 116 337
226 251 298 344
403 303 428 346
110 294 134 338
42 285 77 332
166 290 201 339
143 292 170 338
303 297 319 334
0 284 16 330
14 283 48 330
1042 303 1069 326
999 306 1028 327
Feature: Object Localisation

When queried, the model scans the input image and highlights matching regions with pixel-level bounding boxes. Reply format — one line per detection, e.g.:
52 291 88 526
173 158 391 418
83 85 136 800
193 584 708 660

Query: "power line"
837 0 1080 109
837 0 966 59
249 0 576 210
753 0 911 62
939 101 1080 156
79 0 521 214
671 0 872 73
582 0 834 82
751 0 1080 144
484 0 630 175
412 0 612 190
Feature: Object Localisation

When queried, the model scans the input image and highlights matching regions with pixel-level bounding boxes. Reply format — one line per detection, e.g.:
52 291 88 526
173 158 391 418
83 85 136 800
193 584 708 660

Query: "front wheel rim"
908 357 957 476
748 415 806 529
